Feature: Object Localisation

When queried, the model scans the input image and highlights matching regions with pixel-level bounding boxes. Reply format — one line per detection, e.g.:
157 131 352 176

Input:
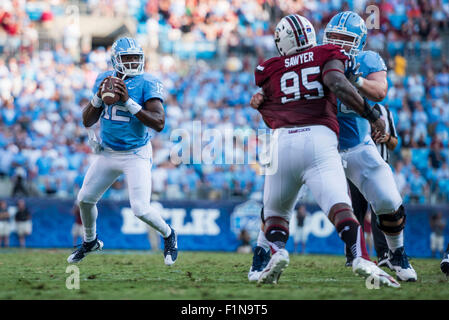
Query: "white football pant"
340 137 402 215
77 142 170 240
263 125 352 222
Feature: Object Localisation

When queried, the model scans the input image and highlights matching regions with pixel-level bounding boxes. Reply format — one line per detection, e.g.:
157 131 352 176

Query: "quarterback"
247 14 398 287
67 37 178 266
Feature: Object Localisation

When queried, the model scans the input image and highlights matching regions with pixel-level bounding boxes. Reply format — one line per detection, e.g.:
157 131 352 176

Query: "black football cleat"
67 236 103 263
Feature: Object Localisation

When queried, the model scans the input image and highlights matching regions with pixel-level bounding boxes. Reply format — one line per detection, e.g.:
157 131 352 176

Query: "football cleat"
377 252 392 270
67 236 104 263
163 226 178 266
352 257 400 288
345 256 353 267
248 246 271 282
440 247 449 276
257 249 289 284
388 247 417 282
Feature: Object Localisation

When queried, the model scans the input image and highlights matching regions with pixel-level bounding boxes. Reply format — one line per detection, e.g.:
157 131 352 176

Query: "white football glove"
87 128 103 154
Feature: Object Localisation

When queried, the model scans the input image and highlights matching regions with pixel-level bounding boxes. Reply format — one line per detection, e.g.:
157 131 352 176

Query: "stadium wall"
1 198 448 258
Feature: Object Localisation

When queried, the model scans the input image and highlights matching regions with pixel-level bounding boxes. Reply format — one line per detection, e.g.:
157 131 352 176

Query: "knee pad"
377 205 406 234
77 189 98 206
264 217 289 243
77 196 97 208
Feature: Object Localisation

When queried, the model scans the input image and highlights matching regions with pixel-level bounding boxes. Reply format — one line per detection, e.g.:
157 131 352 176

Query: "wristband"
125 98 142 115
354 76 364 88
91 94 103 108
362 99 380 123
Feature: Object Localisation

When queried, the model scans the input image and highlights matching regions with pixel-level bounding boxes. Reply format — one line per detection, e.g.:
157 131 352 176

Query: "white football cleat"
67 236 104 264
388 248 417 282
163 227 178 266
248 269 262 282
248 246 271 282
352 257 400 288
257 249 289 284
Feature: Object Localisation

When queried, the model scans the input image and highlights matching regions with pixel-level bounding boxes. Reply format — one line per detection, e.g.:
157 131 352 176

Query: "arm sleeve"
320 44 349 76
144 77 165 103
254 57 277 87
363 51 387 75
324 45 350 64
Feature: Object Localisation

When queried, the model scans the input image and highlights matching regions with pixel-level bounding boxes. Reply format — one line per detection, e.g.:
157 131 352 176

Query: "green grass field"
0 249 448 300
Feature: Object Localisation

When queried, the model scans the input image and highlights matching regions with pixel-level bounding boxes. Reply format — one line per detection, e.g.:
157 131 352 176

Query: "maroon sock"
336 218 370 260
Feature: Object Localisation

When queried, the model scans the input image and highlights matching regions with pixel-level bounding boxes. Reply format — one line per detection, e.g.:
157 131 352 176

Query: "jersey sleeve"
320 44 349 65
143 74 165 103
360 51 387 75
254 57 278 88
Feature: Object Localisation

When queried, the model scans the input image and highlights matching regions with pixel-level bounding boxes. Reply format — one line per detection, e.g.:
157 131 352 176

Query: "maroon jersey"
255 44 348 135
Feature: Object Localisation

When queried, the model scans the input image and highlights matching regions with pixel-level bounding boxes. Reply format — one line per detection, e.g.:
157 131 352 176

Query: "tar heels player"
323 12 416 281
67 37 178 265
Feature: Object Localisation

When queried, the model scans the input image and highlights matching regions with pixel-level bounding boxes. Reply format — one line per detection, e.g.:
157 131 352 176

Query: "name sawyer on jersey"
255 44 349 135
92 71 164 151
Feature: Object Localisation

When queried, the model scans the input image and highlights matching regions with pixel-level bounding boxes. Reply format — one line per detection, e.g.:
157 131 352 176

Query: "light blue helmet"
323 11 367 57
111 37 144 77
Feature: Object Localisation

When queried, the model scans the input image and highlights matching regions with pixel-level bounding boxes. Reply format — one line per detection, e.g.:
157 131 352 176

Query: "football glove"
345 56 363 87
87 128 103 154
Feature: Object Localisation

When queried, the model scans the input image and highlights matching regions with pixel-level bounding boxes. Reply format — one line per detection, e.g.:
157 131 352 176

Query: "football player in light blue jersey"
323 11 417 281
68 37 178 266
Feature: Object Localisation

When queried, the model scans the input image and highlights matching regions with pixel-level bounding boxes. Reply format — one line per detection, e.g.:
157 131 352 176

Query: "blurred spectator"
429 138 445 169
11 167 28 197
293 204 309 254
15 199 32 248
430 211 446 258
393 161 407 196
406 167 429 203
237 229 251 254
0 200 10 248
0 0 447 203
71 204 83 246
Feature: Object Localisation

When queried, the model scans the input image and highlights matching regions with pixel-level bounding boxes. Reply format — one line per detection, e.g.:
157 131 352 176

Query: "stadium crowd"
0 0 449 203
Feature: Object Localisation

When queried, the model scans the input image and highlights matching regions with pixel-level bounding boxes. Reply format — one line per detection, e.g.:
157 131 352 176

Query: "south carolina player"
67 37 178 265
323 12 417 281
248 14 398 287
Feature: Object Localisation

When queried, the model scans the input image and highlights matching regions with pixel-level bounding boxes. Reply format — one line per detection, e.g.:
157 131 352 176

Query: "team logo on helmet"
274 14 317 56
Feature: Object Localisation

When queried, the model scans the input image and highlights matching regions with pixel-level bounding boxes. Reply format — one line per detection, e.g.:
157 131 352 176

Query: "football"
101 76 121 105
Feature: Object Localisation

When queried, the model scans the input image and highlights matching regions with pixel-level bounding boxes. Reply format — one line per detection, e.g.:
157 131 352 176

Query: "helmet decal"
275 14 317 56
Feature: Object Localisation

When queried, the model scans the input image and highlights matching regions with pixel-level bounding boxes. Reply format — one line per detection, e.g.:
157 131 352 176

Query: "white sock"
385 231 404 252
257 230 270 252
137 208 171 238
78 201 98 243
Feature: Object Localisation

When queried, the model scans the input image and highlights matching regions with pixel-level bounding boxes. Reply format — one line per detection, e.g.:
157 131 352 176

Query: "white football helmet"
274 14 317 56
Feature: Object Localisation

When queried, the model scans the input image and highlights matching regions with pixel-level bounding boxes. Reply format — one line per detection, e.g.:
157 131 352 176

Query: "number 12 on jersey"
280 66 324 104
